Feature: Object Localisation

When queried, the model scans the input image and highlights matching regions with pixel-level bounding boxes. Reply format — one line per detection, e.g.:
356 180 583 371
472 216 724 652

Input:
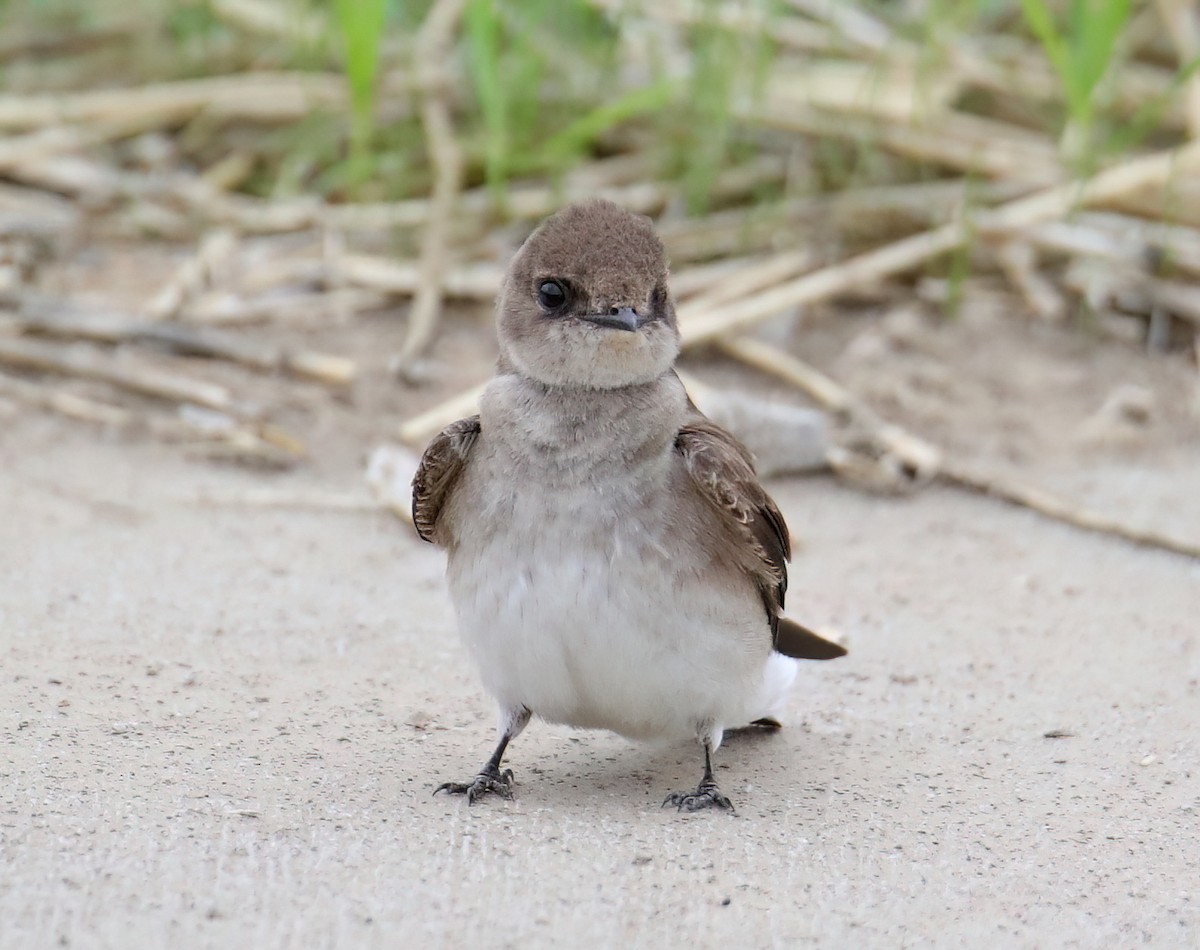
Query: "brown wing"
411 415 481 544
674 417 846 661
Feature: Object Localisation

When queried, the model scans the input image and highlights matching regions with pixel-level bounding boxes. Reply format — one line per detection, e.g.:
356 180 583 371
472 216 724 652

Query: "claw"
434 765 515 804
662 778 735 813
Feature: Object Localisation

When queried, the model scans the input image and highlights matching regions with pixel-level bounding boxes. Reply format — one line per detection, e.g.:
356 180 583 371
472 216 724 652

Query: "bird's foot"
663 777 735 814
434 764 515 804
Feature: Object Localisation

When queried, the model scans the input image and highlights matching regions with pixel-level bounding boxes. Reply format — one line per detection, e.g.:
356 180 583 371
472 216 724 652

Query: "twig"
397 381 489 444
940 460 1200 560
184 287 391 327
0 17 137 63
0 336 254 416
658 179 1025 262
747 102 1062 184
1155 0 1200 140
994 241 1066 321
14 307 356 384
680 223 965 345
1062 263 1200 327
208 159 785 236
765 59 960 124
0 181 80 238
718 339 1200 560
784 0 894 51
201 150 256 193
671 256 786 299
0 370 129 426
144 229 239 321
0 73 347 131
0 126 111 171
678 250 815 314
716 336 942 479
679 141 1200 345
339 256 504 299
588 0 836 54
399 144 1200 445
0 370 302 466
209 0 326 44
1000 215 1200 277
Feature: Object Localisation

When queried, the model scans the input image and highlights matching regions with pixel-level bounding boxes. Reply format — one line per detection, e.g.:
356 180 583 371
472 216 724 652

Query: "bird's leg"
663 731 735 814
435 705 531 804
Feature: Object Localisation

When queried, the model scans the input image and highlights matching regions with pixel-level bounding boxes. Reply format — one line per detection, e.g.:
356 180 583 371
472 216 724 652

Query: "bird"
412 199 846 812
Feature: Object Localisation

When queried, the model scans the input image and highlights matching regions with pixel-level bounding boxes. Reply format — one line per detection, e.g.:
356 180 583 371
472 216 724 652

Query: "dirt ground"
2 246 1200 948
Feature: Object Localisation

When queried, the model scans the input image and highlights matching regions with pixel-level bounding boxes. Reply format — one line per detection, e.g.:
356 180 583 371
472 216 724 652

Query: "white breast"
444 447 788 745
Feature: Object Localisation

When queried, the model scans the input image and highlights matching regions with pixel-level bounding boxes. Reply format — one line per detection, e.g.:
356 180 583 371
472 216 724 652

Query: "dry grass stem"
716 335 942 479
339 256 504 299
941 460 1200 560
1154 0 1200 139
210 0 327 45
0 336 252 416
1007 216 1200 277
0 369 302 466
748 104 1062 184
0 368 130 426
398 380 489 444
589 0 835 53
995 241 1066 321
184 288 391 327
680 141 1200 345
720 337 1200 560
678 250 816 316
0 73 348 131
680 223 965 345
9 301 356 384
144 230 239 321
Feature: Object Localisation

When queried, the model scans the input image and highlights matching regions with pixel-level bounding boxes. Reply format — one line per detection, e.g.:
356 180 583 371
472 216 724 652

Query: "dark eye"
536 279 567 312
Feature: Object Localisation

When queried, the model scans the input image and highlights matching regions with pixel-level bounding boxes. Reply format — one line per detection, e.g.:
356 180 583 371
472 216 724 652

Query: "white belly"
444 473 787 744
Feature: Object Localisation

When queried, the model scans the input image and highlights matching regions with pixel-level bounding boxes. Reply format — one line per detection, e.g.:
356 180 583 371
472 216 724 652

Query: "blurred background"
1 0 1198 548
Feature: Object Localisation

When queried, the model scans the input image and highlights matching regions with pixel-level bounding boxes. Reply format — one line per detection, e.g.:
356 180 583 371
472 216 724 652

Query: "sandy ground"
2 407 1198 948
3 244 1200 947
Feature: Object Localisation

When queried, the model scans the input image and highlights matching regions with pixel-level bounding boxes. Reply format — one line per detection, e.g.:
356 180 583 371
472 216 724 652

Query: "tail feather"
775 618 848 660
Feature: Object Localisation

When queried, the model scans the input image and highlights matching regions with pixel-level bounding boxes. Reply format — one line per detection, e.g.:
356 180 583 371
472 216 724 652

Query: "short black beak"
581 306 641 333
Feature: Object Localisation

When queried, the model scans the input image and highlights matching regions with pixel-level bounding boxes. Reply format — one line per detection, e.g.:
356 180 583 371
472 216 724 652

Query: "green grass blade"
1073 0 1131 100
335 0 387 117
541 79 677 166
334 0 388 184
1020 0 1080 113
463 0 509 192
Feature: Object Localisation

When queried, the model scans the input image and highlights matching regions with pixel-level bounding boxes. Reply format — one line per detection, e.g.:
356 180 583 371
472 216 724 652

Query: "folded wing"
674 417 845 661
411 415 482 545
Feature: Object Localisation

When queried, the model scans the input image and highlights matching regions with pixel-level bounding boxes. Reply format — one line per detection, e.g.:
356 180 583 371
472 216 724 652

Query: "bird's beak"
580 307 642 333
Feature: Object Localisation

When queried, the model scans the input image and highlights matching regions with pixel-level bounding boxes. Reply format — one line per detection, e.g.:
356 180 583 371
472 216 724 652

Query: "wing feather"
411 415 481 544
674 417 845 661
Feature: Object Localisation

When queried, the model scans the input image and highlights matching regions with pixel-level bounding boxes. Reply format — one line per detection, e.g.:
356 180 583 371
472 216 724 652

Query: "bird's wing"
411 415 482 544
674 417 846 660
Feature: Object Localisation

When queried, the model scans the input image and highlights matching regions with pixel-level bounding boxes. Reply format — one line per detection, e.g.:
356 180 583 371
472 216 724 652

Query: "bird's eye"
536 279 567 312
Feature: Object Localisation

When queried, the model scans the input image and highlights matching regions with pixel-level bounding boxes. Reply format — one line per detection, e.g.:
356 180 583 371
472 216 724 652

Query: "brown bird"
413 199 845 812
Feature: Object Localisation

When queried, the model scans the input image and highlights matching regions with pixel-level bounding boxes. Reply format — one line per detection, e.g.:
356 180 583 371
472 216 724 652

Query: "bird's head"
496 200 680 390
